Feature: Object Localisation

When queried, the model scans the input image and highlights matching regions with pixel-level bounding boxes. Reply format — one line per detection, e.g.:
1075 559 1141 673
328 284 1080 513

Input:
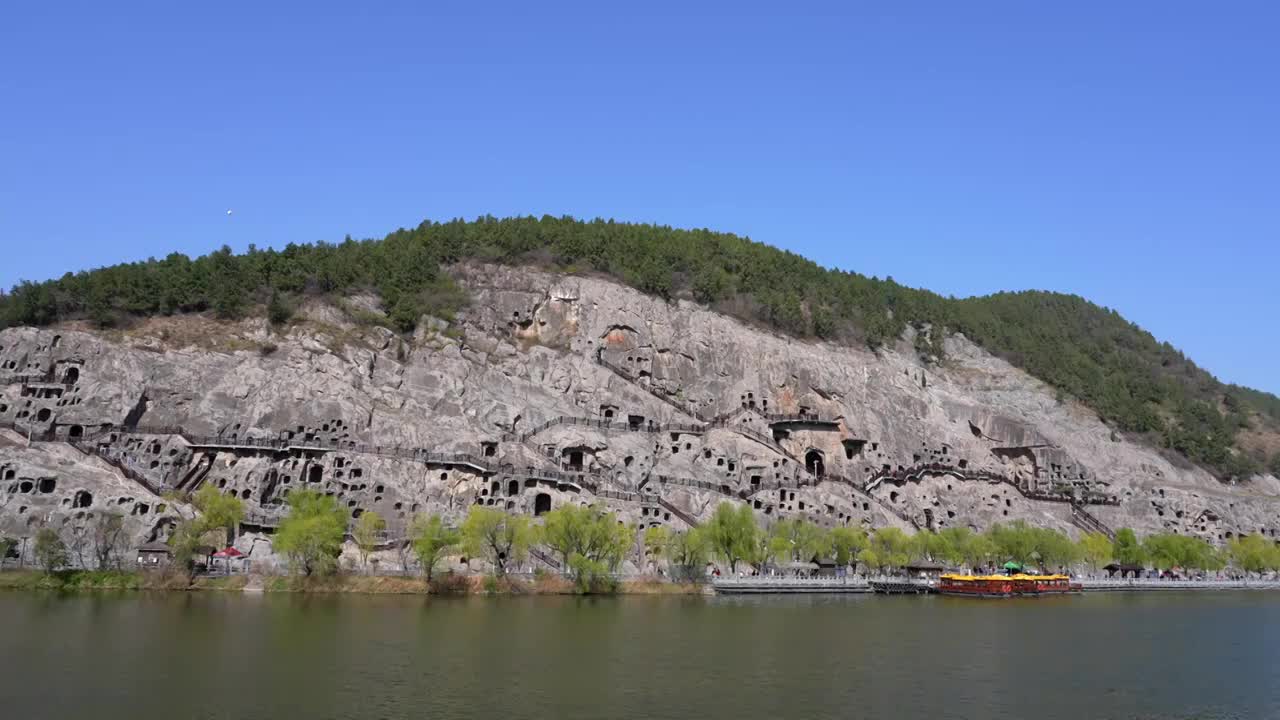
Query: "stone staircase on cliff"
1070 503 1116 541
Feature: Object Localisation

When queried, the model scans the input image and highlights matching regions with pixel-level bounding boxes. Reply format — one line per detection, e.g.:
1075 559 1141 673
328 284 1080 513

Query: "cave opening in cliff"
508 480 519 497
534 493 552 516
308 465 323 483
62 366 79 385
37 478 56 494
805 450 825 478
36 408 51 422
68 425 83 438
73 490 93 508
566 450 583 471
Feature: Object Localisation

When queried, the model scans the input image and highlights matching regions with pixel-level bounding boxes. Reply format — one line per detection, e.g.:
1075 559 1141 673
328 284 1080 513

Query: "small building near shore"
136 541 173 568
904 561 945 582
1103 562 1145 579
784 561 820 577
813 556 840 577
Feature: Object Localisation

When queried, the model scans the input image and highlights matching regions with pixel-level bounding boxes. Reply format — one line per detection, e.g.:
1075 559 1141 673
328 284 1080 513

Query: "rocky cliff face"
2 264 1278 567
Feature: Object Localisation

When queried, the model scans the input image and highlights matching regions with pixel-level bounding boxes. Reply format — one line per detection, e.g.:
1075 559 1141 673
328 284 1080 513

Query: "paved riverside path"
711 576 874 594
712 576 1280 594
1080 578 1280 591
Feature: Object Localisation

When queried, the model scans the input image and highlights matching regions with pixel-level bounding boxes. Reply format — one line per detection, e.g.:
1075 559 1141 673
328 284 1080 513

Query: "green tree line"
1 215 1275 476
23 494 1280 586
669 504 1279 577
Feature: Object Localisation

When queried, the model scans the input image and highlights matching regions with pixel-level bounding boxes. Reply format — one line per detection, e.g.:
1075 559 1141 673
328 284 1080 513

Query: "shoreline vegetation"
5 568 1280 597
8 498 1280 598
0 569 703 596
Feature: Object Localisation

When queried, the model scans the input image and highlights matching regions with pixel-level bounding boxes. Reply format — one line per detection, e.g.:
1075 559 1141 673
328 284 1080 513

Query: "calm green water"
1 591 1278 720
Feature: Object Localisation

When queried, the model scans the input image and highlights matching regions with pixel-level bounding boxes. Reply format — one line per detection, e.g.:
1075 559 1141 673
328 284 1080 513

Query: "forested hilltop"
1 215 1276 478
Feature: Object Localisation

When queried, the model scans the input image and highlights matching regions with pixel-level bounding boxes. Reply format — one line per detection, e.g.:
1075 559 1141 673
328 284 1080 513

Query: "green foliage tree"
461 506 532 576
869 527 917 570
192 484 244 546
912 530 958 565
1112 528 1147 567
1226 535 1280 575
33 528 69 575
267 289 293 326
1035 527 1080 569
705 503 758 573
767 517 830 563
409 514 460 584
855 548 882 574
983 521 1079 570
933 527 976 567
353 511 387 571
962 532 998 570
662 528 711 581
643 525 671 570
536 504 633 592
168 520 219 581
829 527 869 567
273 490 347 576
987 522 1038 566
1076 532 1114 572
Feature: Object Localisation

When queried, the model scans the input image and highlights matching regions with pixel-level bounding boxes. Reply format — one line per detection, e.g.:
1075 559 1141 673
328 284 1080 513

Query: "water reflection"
0 592 1277 719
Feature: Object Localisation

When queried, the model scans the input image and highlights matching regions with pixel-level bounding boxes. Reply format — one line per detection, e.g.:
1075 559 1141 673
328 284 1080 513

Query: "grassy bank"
0 570 701 596
260 573 704 596
0 570 249 592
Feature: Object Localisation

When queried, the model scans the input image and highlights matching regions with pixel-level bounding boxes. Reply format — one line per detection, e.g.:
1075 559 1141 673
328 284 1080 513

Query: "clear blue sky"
2 2 1276 393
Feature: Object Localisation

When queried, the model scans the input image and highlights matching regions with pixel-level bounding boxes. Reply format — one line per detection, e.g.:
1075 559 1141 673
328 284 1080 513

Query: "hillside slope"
3 216 1275 479
2 264 1278 565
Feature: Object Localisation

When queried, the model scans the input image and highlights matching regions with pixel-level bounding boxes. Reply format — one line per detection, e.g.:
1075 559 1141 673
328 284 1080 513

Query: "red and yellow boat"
938 573 1081 598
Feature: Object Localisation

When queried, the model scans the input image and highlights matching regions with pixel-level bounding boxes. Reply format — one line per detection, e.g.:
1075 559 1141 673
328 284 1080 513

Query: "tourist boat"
937 573 1082 598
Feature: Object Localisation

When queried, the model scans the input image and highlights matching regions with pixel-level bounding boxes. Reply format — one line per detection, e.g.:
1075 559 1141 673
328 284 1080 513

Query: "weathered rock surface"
2 264 1278 567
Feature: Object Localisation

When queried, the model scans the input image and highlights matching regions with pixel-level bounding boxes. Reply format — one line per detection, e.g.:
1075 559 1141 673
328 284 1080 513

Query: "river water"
1 590 1277 719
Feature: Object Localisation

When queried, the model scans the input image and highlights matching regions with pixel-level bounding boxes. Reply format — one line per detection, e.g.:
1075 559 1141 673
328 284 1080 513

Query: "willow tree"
274 490 347 576
705 503 758 573
410 514 460 584
461 506 532 576
353 511 387 571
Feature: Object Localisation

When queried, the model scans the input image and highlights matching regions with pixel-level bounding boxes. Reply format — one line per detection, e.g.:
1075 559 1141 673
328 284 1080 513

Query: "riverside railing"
1079 578 1280 591
710 575 875 592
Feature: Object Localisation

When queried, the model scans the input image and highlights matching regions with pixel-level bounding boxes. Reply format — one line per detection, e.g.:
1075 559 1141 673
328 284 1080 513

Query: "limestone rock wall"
2 263 1279 564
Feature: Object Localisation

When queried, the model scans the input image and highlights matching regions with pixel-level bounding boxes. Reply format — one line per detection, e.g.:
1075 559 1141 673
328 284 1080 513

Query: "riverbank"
710 575 1280 594
0 570 249 592
0 570 703 596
